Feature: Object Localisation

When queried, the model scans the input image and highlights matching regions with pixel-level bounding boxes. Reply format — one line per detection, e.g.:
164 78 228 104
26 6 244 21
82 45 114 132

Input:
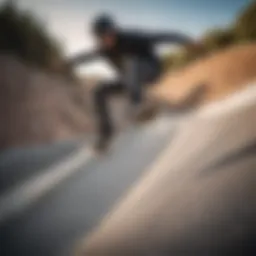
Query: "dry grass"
151 43 256 106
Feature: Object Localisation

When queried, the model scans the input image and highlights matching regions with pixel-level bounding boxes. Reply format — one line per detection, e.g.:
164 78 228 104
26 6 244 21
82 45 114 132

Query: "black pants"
93 57 161 138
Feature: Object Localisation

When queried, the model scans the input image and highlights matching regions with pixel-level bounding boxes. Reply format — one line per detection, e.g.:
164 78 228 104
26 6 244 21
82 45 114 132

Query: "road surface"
1 85 256 256
80 85 256 255
0 115 179 256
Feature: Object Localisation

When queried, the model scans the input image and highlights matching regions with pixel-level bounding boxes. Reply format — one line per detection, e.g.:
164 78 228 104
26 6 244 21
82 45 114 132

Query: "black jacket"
70 29 192 72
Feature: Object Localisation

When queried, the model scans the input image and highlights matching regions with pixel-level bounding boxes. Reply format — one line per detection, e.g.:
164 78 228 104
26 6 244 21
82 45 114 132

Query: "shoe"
130 103 157 123
93 133 113 154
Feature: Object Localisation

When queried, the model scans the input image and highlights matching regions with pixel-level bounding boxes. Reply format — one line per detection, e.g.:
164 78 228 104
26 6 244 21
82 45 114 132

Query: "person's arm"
61 50 101 82
67 50 101 66
151 31 194 45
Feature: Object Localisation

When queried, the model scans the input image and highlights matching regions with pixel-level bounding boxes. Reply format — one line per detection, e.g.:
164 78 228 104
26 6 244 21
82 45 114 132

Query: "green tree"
202 28 236 51
0 0 72 76
235 0 256 41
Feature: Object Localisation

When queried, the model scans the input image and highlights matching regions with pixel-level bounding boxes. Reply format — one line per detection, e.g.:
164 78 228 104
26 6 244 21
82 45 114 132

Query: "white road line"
0 147 94 224
198 82 256 118
0 115 174 225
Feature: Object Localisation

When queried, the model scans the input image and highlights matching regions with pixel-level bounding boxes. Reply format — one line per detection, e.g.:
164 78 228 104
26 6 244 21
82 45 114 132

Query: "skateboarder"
69 14 196 152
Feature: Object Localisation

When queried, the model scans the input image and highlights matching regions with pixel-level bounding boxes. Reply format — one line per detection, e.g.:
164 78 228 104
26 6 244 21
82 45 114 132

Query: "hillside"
151 43 256 106
0 56 92 150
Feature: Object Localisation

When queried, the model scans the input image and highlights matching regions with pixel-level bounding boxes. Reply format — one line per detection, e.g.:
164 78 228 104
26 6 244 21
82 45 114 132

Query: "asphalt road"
0 114 178 256
1 85 256 256
0 139 83 194
81 86 256 255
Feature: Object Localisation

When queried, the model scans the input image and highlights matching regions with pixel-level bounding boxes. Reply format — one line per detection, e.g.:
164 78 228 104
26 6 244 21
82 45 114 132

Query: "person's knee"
93 82 107 101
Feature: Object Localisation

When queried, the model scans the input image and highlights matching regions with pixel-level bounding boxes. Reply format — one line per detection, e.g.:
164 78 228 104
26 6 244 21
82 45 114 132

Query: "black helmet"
92 14 116 36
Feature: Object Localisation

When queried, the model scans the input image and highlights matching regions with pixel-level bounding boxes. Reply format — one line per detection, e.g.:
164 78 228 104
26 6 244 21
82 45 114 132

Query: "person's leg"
123 57 142 105
93 81 124 151
123 57 161 120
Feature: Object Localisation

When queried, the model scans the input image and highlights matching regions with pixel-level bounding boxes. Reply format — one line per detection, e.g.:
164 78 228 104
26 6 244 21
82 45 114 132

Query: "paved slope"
0 115 178 256
81 85 256 256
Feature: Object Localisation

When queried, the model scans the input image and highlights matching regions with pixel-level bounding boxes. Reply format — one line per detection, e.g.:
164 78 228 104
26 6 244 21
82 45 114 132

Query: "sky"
0 0 251 77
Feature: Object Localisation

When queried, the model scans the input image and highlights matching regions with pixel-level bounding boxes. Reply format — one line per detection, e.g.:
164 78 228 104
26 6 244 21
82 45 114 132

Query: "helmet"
92 14 116 36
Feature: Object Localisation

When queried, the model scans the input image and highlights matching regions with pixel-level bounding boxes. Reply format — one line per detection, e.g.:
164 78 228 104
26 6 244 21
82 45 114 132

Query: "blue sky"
0 0 251 76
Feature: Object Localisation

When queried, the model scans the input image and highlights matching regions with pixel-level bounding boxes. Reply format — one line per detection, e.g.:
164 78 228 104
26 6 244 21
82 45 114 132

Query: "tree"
0 1 73 76
235 0 256 41
202 28 236 51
